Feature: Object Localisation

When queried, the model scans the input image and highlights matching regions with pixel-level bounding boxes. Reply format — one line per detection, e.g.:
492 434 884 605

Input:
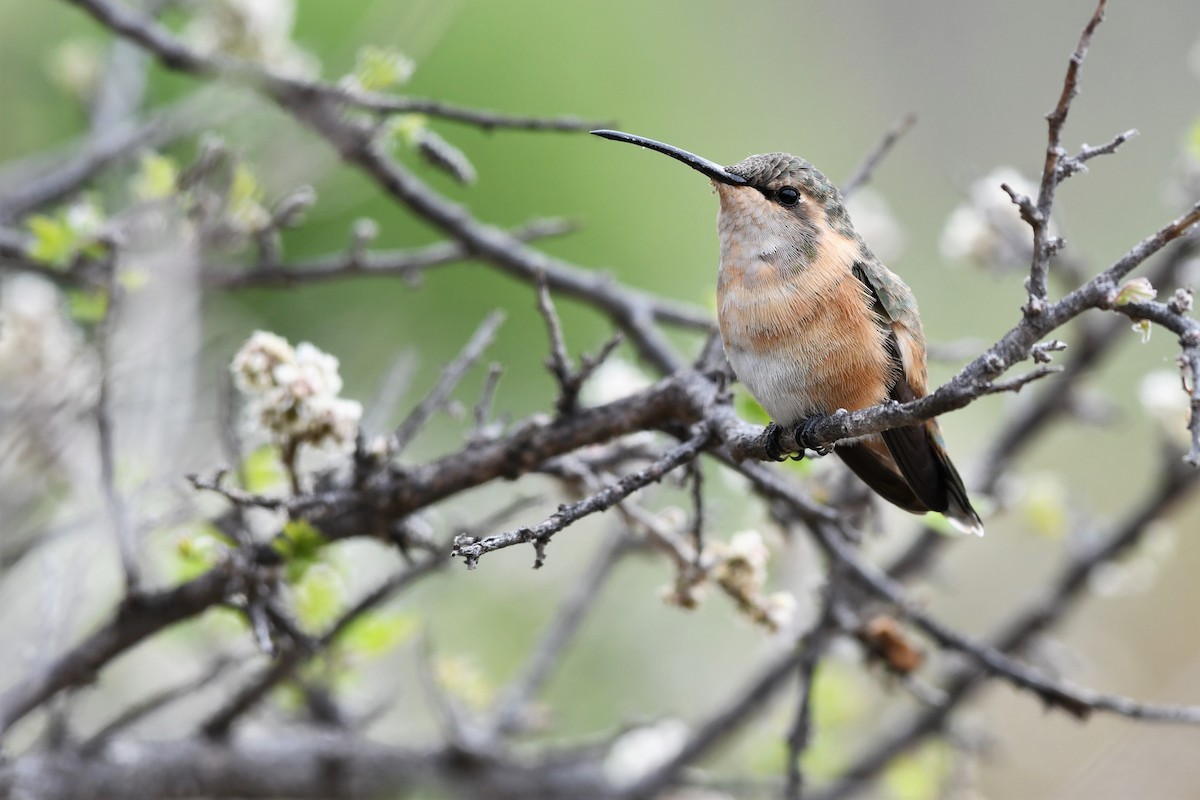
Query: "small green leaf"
1021 476 1068 539
274 518 327 582
353 45 414 92
243 445 285 493
1188 117 1200 159
337 611 418 658
734 387 771 426
387 114 427 150
435 655 494 711
173 524 232 582
811 663 868 730
1131 319 1152 344
26 214 76 266
26 199 106 266
227 161 269 231
117 268 150 291
883 742 951 800
132 151 179 201
66 288 109 323
293 563 345 632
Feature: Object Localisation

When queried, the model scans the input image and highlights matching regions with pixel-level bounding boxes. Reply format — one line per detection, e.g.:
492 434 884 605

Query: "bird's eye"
776 187 801 207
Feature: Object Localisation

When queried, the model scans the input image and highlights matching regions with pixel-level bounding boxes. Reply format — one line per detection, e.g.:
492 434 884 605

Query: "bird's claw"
763 422 804 462
796 415 831 456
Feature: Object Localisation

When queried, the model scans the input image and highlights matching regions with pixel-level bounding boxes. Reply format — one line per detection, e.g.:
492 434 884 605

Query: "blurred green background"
4 0 1200 796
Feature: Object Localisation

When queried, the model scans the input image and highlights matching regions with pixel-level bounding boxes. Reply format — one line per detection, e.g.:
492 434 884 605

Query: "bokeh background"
3 0 1200 797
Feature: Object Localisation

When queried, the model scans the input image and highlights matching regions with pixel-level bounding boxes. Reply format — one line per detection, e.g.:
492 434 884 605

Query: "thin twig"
201 552 446 739
452 425 712 568
93 256 140 594
841 113 916 198
1026 0 1108 309
81 656 238 753
389 310 504 456
784 577 842 800
213 218 576 289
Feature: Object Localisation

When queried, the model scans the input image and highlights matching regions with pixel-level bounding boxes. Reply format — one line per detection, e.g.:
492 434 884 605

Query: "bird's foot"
763 422 805 462
796 415 831 456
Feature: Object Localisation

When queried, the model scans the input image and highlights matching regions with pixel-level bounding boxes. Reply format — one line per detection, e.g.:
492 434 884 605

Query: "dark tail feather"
881 421 984 536
836 427 985 536
835 437 927 514
926 430 984 536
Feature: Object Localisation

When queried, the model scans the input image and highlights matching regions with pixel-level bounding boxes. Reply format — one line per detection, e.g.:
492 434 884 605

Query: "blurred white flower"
940 167 1054 270
710 529 769 597
845 188 906 263
231 331 362 454
581 357 651 406
604 719 690 788
763 591 797 631
0 275 98 523
47 39 103 101
185 0 316 76
1139 369 1192 445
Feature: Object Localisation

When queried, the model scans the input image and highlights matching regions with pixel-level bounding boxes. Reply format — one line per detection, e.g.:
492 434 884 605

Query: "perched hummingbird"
593 130 983 536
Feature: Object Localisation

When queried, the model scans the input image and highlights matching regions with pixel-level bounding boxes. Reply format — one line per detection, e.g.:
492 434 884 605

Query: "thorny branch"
4 0 1200 799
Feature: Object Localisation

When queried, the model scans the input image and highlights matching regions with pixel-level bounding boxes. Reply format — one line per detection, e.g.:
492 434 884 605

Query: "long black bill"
591 129 748 186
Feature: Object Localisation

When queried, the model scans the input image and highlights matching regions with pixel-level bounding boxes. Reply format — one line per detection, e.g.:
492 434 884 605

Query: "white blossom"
604 719 690 788
0 275 98 519
763 591 797 631
185 0 316 76
940 167 1054 270
710 529 770 596
581 357 651 406
1139 369 1192 444
845 188 906 263
231 331 362 453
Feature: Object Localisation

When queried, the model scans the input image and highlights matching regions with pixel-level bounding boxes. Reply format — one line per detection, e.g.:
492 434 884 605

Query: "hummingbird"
592 129 984 536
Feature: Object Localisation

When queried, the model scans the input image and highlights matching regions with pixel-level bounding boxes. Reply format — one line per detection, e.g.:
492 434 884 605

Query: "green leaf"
66 288 109 323
883 742 951 800
27 214 75 266
243 445 285 493
118 268 150 291
293 563 345 632
353 45 414 92
1020 476 1068 539
734 387 771 426
132 151 179 201
1188 117 1200 159
387 114 427 150
25 198 106 266
173 524 232 583
811 663 868 730
274 518 327 582
227 161 269 231
337 611 418 658
435 655 494 710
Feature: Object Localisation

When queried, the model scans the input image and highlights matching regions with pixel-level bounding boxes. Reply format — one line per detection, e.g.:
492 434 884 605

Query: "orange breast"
719 257 893 417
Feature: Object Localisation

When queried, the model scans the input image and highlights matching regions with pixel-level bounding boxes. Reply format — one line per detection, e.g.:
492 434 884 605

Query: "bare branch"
93 254 140 594
390 310 504 456
213 218 576 289
202 553 446 739
452 425 711 568
1026 0 1108 309
841 112 916 197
